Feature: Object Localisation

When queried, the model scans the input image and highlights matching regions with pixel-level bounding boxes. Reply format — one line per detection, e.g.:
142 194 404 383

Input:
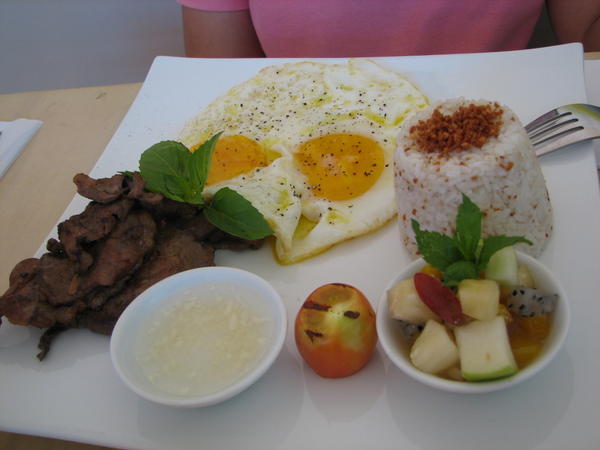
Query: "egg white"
180 59 428 264
202 155 303 257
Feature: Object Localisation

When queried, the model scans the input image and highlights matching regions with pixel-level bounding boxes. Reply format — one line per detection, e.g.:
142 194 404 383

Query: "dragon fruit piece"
507 287 558 317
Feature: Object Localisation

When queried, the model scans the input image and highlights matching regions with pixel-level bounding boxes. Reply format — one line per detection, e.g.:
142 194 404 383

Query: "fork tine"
525 109 561 133
530 124 586 147
526 111 575 134
526 104 600 156
528 116 581 142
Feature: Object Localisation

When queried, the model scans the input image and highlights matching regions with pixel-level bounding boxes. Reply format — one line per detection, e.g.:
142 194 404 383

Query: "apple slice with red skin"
413 273 467 326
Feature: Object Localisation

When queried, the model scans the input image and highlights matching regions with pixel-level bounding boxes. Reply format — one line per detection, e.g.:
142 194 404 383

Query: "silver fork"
525 104 600 156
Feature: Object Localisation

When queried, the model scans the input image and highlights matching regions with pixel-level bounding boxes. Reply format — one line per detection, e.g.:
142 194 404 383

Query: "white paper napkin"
0 118 43 179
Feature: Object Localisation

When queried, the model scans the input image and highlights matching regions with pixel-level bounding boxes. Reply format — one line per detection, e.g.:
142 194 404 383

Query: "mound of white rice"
394 98 553 258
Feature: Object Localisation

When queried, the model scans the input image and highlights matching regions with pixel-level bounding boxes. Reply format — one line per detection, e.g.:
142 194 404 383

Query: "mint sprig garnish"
411 193 532 285
139 135 221 206
138 134 273 240
204 187 274 240
454 194 481 261
412 220 462 270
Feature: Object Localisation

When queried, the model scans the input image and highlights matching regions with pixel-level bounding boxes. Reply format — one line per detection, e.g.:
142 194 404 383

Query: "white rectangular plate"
1 44 600 450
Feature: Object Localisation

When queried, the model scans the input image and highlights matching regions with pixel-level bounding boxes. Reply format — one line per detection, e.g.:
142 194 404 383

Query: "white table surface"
584 59 600 165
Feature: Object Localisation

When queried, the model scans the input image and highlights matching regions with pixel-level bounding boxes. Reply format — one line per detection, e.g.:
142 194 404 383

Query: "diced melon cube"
409 320 459 375
388 279 438 325
485 246 519 291
457 279 500 321
455 316 518 381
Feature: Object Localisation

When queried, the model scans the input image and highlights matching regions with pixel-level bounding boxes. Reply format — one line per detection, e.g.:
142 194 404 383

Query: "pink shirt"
178 0 544 57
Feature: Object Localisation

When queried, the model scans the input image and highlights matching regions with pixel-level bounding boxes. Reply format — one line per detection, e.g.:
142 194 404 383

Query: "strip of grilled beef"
73 173 126 204
58 198 135 273
77 223 217 335
0 172 265 360
0 209 157 330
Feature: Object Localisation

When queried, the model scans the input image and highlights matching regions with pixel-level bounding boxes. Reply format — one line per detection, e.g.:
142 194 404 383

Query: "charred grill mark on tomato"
344 310 360 319
305 329 324 342
302 301 330 311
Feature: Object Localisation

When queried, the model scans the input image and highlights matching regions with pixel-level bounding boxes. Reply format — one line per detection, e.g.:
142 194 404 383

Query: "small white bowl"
110 267 287 407
376 251 570 394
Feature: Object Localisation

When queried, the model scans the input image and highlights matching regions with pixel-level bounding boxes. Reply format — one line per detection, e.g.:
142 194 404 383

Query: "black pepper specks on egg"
180 60 426 264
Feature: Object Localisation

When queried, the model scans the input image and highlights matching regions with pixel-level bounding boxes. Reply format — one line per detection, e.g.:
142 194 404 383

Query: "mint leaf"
204 187 273 240
139 140 196 203
190 132 221 188
412 219 462 271
138 136 223 206
412 194 532 284
164 173 189 202
454 193 481 261
137 135 275 240
477 235 533 271
443 260 478 285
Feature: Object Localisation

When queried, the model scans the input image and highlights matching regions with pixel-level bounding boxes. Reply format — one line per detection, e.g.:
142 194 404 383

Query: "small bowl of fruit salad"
376 195 570 393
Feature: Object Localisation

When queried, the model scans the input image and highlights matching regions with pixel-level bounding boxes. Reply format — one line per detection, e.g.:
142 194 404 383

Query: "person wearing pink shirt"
177 0 599 58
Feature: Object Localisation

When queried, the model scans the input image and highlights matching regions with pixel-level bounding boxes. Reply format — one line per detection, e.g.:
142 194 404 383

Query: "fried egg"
180 59 428 264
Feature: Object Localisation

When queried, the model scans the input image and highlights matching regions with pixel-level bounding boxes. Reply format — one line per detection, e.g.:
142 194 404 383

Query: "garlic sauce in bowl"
110 267 286 408
136 287 272 397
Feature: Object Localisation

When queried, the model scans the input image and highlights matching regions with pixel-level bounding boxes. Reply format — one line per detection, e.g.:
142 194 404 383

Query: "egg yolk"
195 135 268 186
294 133 385 201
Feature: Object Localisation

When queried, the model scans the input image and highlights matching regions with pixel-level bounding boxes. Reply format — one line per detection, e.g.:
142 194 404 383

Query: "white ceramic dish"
110 267 287 408
2 44 600 450
376 251 570 394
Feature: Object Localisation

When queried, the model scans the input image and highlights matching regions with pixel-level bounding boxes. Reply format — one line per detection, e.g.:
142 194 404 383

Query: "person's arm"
547 0 600 51
181 6 264 57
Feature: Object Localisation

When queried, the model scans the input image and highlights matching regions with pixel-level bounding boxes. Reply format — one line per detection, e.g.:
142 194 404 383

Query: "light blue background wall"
0 0 184 94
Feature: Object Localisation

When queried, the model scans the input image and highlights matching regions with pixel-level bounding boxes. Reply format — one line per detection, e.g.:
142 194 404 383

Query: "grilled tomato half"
294 283 377 378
